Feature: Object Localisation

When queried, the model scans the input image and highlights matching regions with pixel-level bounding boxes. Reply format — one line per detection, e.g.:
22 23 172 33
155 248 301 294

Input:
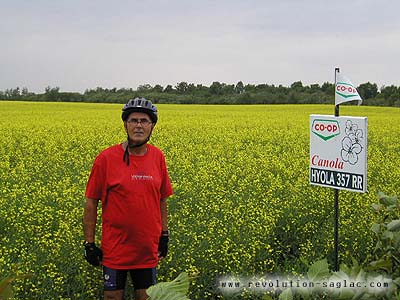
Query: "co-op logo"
312 119 340 141
336 83 358 98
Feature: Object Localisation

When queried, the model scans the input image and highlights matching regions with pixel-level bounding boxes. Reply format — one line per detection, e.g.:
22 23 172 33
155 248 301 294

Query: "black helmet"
121 97 158 123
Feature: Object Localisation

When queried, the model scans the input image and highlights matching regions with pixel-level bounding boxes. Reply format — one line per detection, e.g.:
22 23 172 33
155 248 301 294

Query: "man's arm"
83 197 99 243
158 198 169 259
160 198 168 232
83 197 103 266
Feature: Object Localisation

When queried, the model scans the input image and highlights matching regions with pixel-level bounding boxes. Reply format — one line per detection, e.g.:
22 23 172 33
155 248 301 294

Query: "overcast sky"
1 0 399 93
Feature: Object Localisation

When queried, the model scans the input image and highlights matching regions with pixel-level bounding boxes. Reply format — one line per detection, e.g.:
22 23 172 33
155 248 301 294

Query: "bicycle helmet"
121 97 158 124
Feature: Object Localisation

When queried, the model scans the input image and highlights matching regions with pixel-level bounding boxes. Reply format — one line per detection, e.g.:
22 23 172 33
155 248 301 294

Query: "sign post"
309 68 367 271
334 67 340 272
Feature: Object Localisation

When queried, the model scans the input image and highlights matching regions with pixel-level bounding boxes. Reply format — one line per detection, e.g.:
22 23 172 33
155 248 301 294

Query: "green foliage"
276 192 400 300
275 259 393 300
147 272 192 300
357 82 378 100
368 193 400 285
0 268 31 300
306 259 330 282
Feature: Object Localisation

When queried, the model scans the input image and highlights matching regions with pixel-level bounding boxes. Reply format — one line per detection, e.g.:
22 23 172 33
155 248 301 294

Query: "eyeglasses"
126 118 153 126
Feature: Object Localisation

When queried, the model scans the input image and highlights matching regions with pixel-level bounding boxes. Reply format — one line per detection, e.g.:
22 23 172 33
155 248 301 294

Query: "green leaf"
0 283 14 299
0 275 16 295
337 287 355 300
393 232 400 248
351 290 367 300
331 270 349 280
373 241 383 253
354 268 366 283
368 259 392 271
349 259 363 278
296 286 311 299
382 230 394 240
387 220 400 232
377 191 386 199
0 273 32 299
147 272 191 300
393 277 400 287
371 223 381 234
339 263 351 275
371 203 382 211
278 288 293 300
307 259 330 281
379 193 398 206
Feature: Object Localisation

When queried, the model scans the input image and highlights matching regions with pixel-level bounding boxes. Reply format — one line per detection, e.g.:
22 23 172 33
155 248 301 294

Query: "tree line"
1 81 399 106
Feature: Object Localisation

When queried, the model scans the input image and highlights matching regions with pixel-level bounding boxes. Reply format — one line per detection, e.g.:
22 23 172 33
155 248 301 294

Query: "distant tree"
235 81 245 94
4 87 22 99
175 82 189 93
4 89 12 99
357 82 378 99
117 87 133 93
380 85 399 106
288 91 299 104
21 87 29 96
309 83 320 93
163 85 174 93
152 84 163 93
244 84 256 92
210 81 223 95
137 84 152 92
321 82 334 93
195 84 207 92
276 84 289 94
222 83 234 94
187 83 196 93
44 86 60 101
255 83 275 92
290 81 303 90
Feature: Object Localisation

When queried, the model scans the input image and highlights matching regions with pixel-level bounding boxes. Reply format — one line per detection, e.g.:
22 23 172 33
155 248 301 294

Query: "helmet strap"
123 128 154 166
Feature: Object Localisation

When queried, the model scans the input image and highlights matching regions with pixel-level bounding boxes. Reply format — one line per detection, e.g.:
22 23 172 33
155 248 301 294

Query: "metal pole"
334 67 340 272
333 189 339 271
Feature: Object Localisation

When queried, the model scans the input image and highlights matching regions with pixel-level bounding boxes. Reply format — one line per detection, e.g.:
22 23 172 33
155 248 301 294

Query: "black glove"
158 235 169 259
84 242 103 266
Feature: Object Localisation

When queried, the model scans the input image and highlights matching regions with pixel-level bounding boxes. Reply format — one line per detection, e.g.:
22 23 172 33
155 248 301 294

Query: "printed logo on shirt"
131 172 153 181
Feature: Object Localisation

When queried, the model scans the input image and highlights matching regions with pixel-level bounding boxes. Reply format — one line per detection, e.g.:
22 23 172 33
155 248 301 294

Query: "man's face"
124 112 154 144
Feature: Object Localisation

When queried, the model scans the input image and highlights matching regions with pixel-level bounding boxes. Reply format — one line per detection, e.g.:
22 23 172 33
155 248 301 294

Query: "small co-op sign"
310 115 368 193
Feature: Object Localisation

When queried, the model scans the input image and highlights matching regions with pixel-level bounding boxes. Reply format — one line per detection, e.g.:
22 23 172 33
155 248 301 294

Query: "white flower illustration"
345 120 358 136
348 129 364 148
341 136 362 165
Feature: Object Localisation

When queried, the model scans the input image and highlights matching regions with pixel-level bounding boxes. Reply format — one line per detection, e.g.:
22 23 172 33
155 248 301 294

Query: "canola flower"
0 101 399 299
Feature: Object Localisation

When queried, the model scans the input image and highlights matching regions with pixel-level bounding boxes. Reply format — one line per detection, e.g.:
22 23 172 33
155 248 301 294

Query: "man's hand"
158 235 169 259
84 242 103 266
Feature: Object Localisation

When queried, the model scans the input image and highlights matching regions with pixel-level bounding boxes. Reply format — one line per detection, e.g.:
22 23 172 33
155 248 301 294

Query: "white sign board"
310 115 368 193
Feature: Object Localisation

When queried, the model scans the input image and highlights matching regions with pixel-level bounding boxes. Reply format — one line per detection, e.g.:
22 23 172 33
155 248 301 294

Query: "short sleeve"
85 155 106 200
160 155 173 200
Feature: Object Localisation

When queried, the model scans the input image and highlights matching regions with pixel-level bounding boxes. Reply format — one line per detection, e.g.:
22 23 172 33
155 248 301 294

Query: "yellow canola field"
0 101 399 299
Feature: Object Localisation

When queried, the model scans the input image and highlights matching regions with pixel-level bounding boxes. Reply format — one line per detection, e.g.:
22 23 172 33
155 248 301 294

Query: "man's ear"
123 122 128 132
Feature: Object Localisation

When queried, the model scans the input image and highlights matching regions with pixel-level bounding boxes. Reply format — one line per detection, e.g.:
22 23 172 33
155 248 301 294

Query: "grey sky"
1 0 399 93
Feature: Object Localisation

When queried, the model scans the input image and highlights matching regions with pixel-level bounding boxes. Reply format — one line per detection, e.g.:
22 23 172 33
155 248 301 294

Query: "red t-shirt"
85 143 173 269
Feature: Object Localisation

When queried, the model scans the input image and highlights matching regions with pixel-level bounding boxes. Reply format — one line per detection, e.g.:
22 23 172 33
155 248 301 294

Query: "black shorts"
103 266 157 291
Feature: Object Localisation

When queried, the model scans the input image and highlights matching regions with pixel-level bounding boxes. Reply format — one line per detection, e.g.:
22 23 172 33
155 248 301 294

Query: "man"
83 97 173 300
